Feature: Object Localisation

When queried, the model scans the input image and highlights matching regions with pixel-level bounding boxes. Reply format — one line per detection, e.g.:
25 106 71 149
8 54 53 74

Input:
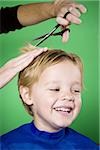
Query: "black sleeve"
0 5 24 34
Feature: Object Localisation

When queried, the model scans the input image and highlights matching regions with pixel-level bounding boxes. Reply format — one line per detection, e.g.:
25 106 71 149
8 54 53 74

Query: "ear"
19 86 33 105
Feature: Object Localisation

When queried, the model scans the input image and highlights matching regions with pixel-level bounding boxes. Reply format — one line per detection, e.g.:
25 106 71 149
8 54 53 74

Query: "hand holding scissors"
55 0 87 42
33 1 87 46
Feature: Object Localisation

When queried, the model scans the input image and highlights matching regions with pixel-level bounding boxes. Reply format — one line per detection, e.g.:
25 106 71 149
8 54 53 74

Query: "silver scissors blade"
35 24 60 47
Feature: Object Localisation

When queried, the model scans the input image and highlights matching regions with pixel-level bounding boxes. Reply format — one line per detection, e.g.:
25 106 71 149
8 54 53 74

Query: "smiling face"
29 61 82 132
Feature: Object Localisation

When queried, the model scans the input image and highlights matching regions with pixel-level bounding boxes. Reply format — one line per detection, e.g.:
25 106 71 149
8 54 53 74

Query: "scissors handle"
54 11 70 28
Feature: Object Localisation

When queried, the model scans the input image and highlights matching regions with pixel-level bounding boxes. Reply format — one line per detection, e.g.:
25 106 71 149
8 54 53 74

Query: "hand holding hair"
0 46 47 89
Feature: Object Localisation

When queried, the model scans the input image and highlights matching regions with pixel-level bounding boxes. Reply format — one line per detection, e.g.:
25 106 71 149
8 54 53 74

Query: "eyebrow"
44 81 81 86
44 81 61 86
72 82 81 86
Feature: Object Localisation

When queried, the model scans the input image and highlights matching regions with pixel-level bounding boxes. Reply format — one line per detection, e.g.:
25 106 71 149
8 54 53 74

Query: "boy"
1 45 98 149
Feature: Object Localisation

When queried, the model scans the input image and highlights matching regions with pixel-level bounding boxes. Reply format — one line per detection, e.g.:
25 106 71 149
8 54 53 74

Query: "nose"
62 97 74 102
61 92 75 102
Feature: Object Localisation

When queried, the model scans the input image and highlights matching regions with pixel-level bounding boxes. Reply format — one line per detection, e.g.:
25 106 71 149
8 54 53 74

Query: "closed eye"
49 88 60 92
74 90 81 93
75 90 80 92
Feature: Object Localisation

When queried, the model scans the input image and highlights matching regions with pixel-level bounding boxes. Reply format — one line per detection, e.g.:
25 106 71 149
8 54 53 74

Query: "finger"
56 6 82 26
16 55 35 72
56 16 69 26
69 7 81 17
12 50 34 63
66 13 82 24
17 47 47 65
31 47 48 57
15 47 47 64
71 3 87 13
57 7 69 18
12 47 48 72
62 30 70 43
12 55 34 73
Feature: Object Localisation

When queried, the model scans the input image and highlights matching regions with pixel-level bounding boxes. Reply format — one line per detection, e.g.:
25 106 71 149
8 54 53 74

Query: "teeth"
54 107 72 112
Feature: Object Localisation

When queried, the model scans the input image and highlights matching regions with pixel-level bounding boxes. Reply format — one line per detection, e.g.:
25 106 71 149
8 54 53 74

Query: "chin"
54 120 73 130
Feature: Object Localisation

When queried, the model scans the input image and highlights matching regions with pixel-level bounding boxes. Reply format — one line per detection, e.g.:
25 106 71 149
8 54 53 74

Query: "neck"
33 119 62 133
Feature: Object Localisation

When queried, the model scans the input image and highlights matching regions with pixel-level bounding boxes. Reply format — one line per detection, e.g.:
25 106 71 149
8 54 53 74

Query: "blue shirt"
0 122 98 150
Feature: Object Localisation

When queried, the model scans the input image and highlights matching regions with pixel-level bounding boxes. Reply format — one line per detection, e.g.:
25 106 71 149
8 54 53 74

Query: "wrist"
52 1 63 17
43 2 56 18
4 60 17 75
53 1 70 17
49 2 56 18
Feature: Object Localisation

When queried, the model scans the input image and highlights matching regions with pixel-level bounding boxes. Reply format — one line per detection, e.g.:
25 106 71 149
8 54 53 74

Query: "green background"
0 0 99 144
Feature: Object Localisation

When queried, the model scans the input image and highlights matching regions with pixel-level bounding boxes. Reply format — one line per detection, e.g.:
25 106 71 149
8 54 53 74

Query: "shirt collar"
31 121 67 140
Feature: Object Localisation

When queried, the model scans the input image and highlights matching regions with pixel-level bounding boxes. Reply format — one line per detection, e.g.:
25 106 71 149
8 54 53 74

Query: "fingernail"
43 47 48 51
83 8 87 13
80 5 87 13
56 17 69 26
78 19 82 24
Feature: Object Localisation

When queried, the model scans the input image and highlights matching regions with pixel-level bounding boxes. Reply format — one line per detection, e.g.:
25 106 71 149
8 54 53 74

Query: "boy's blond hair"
18 44 83 116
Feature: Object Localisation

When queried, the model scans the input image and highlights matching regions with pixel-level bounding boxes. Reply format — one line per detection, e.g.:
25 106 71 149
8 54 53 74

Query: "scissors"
33 12 70 47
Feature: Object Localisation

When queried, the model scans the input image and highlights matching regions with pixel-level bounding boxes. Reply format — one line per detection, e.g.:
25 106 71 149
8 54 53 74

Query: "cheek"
75 96 82 109
31 90 55 110
47 91 60 100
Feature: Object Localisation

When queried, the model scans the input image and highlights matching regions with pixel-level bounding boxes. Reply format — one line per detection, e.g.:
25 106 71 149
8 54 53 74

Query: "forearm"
17 2 55 26
0 64 16 88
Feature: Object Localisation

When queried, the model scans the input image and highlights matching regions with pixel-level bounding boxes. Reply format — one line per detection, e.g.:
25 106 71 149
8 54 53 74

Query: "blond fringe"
20 43 36 54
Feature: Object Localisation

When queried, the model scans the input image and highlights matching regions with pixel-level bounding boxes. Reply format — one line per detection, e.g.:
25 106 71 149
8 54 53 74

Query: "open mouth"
54 107 73 114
